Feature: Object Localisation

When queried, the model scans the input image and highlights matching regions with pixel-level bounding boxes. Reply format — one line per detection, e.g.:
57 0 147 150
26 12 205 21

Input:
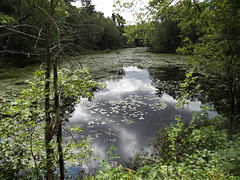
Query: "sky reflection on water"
69 66 197 164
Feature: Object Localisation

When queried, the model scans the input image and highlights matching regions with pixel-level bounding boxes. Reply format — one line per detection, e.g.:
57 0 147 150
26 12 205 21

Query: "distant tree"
112 13 126 28
81 0 91 7
146 19 181 53
97 17 121 50
124 22 151 47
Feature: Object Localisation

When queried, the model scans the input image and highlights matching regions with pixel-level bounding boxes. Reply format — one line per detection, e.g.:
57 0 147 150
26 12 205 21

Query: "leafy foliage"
136 0 240 136
96 17 121 50
0 68 103 179
123 22 152 47
0 0 127 67
177 0 240 136
1 0 240 179
84 114 239 179
146 20 181 53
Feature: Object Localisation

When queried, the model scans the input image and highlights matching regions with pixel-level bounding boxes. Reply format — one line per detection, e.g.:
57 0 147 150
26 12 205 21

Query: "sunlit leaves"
113 0 137 12
0 13 14 24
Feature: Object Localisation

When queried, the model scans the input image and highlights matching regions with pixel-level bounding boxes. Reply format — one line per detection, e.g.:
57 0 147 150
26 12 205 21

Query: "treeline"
123 19 182 53
0 0 127 67
122 3 201 53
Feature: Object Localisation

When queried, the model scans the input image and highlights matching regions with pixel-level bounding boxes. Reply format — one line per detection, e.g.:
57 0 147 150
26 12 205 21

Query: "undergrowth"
82 115 240 180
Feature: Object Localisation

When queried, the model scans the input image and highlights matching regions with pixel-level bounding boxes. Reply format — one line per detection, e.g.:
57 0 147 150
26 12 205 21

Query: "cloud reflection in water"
69 66 192 163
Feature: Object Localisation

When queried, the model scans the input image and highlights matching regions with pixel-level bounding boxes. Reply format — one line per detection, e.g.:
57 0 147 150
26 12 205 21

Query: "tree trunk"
54 59 65 180
45 0 56 179
45 17 54 180
228 78 236 140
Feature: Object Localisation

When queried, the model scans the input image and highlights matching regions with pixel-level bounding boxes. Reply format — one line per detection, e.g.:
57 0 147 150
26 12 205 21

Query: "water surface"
69 63 199 164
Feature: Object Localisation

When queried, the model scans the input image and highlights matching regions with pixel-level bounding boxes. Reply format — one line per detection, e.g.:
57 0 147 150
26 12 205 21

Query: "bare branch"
0 25 46 40
0 50 45 56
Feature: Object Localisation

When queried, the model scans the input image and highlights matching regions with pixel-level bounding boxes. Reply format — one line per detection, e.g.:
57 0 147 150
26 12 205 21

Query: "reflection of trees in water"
95 67 125 81
148 66 186 99
153 80 181 99
189 75 239 117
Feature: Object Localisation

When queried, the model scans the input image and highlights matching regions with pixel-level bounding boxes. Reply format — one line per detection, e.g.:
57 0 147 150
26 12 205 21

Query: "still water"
69 62 201 165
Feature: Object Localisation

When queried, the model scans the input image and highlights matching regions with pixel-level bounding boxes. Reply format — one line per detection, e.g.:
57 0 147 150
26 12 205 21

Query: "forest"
0 0 240 179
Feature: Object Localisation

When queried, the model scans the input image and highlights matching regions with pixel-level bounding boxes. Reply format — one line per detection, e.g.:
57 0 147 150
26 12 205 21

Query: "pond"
68 48 202 167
